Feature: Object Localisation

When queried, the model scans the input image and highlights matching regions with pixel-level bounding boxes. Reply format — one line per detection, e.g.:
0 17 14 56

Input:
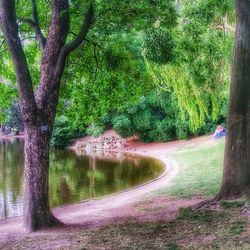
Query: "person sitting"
212 125 227 139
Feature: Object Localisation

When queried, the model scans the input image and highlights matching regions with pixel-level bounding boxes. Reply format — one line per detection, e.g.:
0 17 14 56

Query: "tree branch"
64 5 94 55
0 0 37 124
55 4 94 76
0 39 5 49
31 0 46 49
17 0 46 50
84 38 104 51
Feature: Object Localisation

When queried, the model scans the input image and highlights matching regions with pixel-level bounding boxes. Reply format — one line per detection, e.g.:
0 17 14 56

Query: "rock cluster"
75 135 126 152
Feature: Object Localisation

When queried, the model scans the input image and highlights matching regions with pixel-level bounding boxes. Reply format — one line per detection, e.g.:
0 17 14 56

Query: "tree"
0 0 94 232
0 0 176 232
216 0 250 200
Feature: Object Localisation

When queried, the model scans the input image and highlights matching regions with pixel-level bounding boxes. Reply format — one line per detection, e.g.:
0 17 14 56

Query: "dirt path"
0 134 211 247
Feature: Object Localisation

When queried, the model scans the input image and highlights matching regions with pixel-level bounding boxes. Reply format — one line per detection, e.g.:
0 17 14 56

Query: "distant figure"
212 125 227 139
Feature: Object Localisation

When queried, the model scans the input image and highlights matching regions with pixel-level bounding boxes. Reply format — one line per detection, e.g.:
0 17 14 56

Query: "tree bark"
216 0 250 200
23 125 61 231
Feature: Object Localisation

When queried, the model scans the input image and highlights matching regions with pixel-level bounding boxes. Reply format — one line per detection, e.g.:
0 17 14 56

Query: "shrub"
112 114 134 137
86 123 105 137
51 116 77 148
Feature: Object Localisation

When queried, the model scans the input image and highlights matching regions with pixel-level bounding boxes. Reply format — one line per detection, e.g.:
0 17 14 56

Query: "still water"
0 138 164 219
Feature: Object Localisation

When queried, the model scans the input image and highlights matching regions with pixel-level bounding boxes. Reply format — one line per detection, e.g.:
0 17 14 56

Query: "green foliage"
51 116 78 148
86 123 105 137
94 86 228 142
0 0 234 144
111 90 186 142
145 0 233 131
112 115 133 138
5 99 24 133
1 0 177 132
0 83 16 123
144 29 175 64
183 0 233 24
61 35 153 130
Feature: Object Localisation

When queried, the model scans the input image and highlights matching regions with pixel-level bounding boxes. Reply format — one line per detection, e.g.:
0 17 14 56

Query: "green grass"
220 200 246 209
156 140 225 198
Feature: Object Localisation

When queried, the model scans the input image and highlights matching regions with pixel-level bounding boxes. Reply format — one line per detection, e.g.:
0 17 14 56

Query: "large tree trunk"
216 0 250 200
23 125 61 231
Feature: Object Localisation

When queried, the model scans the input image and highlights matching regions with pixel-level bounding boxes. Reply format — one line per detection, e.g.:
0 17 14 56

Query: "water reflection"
0 138 164 219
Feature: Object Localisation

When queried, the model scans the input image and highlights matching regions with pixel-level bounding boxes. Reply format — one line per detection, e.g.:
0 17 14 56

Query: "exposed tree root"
192 198 219 210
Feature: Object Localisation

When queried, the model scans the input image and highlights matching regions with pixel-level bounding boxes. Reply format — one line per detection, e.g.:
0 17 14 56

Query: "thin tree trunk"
23 125 61 231
216 0 250 200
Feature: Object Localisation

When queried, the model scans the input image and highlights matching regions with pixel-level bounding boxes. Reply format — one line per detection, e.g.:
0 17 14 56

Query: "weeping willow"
144 0 234 131
145 59 230 131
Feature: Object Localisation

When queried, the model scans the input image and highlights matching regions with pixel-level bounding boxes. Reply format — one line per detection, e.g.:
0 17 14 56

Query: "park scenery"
0 0 250 249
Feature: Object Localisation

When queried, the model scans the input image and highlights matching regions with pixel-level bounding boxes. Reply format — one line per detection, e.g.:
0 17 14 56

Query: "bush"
86 123 105 137
112 114 134 138
150 119 175 142
51 116 78 148
92 89 228 143
133 110 152 131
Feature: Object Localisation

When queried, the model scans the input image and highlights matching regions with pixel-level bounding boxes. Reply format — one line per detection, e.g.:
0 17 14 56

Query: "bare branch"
93 43 99 75
31 0 46 49
84 38 104 51
69 32 104 51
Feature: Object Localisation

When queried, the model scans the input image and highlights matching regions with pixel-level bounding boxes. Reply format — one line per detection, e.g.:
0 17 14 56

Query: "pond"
0 138 164 219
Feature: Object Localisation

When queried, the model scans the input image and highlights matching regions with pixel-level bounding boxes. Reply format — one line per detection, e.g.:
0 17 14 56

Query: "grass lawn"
156 139 225 198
